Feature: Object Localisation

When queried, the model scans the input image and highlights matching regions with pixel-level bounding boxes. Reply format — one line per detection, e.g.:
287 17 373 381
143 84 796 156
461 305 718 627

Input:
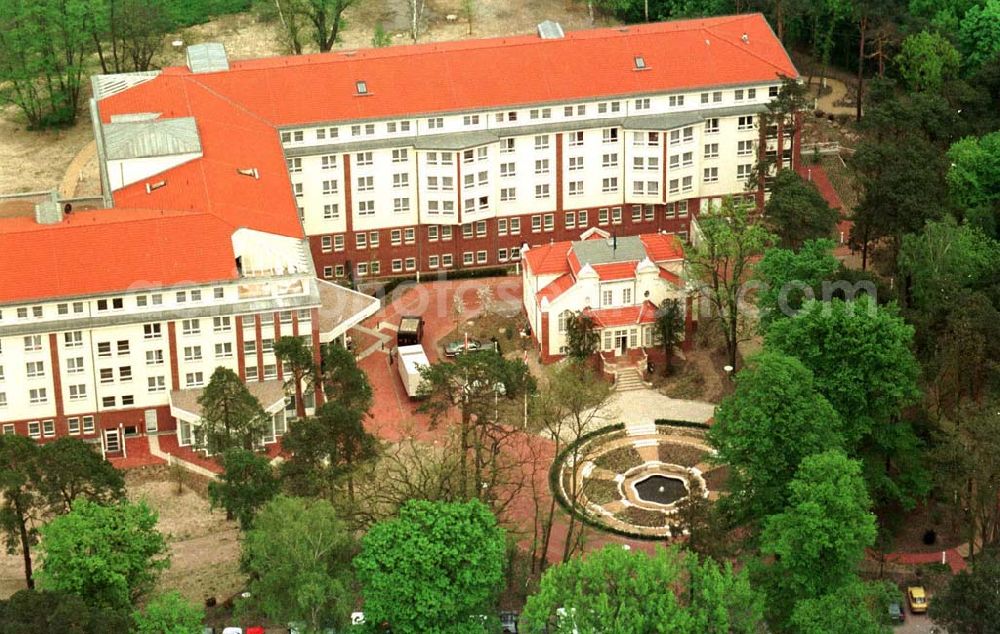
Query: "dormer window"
634 56 646 70
356 80 368 95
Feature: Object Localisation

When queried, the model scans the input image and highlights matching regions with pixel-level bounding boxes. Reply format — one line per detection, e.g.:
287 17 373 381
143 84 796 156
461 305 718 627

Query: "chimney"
34 199 62 225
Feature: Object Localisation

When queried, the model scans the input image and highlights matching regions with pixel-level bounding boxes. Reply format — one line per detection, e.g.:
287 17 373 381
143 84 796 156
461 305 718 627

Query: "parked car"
445 338 483 356
907 586 928 614
888 601 905 623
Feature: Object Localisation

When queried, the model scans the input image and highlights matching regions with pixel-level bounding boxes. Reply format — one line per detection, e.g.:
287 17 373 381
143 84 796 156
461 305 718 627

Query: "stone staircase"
615 367 645 392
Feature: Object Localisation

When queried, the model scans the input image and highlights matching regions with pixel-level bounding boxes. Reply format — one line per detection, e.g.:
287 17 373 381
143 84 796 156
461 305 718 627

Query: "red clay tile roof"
640 233 685 262
659 268 682 285
585 300 660 328
0 210 237 303
1 14 791 304
524 241 573 276
536 273 575 302
169 13 796 125
593 262 639 280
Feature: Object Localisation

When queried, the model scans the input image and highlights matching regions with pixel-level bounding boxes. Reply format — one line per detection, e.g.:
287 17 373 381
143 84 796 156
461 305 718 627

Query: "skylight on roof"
634 56 646 70
356 80 368 95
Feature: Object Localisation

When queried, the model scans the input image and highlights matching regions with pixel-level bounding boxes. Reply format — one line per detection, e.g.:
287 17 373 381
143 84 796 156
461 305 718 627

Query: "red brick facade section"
167 321 180 391
235 315 246 381
47 334 64 422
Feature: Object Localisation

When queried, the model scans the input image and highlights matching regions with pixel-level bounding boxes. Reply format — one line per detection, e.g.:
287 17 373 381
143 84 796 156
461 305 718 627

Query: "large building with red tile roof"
0 13 799 454
522 230 691 361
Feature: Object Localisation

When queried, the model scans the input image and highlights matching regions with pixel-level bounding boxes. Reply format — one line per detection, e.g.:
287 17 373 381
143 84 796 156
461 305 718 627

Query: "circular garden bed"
552 422 727 539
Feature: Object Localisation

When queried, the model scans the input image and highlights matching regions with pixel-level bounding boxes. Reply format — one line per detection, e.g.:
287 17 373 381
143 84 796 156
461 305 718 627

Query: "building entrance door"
104 429 121 453
616 329 628 356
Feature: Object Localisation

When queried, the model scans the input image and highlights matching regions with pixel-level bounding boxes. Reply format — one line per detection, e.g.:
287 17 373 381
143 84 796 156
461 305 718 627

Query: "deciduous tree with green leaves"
945 132 1000 237
763 170 840 250
896 30 961 92
257 0 357 54
88 0 171 74
208 448 280 529
930 545 1000 632
686 196 776 371
789 578 895 634
765 297 927 508
958 0 1000 70
0 589 130 633
521 544 764 633
753 239 840 333
35 500 169 610
132 591 205 634
0 0 94 127
197 366 270 454
709 351 844 527
758 450 878 627
241 495 358 633
355 499 507 634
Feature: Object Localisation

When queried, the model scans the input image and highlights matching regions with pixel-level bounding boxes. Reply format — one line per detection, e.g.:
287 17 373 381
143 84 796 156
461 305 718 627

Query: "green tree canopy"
0 588 130 633
521 544 763 634
958 0 1000 70
37 436 125 514
35 500 169 610
789 579 895 634
280 401 379 503
946 132 1000 237
764 298 925 508
0 434 43 589
355 499 507 634
930 545 1000 633
208 448 280 530
759 450 878 626
319 342 373 415
763 169 841 250
132 591 205 634
0 0 93 127
274 335 317 418
686 196 776 370
896 30 961 92
754 239 841 332
709 351 844 526
241 495 358 633
197 366 270 453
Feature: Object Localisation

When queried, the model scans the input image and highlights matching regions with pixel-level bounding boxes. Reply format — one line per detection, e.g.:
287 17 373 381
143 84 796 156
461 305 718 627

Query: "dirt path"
807 77 857 116
0 476 244 604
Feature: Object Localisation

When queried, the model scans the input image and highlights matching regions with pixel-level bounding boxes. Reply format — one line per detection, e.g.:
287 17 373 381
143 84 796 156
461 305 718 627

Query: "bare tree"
529 361 614 569
408 0 426 41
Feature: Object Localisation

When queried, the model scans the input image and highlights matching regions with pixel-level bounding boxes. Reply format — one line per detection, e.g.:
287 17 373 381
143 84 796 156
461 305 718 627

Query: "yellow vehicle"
907 586 928 614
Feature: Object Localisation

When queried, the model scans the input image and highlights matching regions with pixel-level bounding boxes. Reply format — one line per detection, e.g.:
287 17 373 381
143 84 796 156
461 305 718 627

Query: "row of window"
3 415 98 439
284 85 777 146
320 246 525 280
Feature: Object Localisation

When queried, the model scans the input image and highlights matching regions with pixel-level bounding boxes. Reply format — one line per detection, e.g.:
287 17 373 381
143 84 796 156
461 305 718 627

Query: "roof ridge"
203 14 762 74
